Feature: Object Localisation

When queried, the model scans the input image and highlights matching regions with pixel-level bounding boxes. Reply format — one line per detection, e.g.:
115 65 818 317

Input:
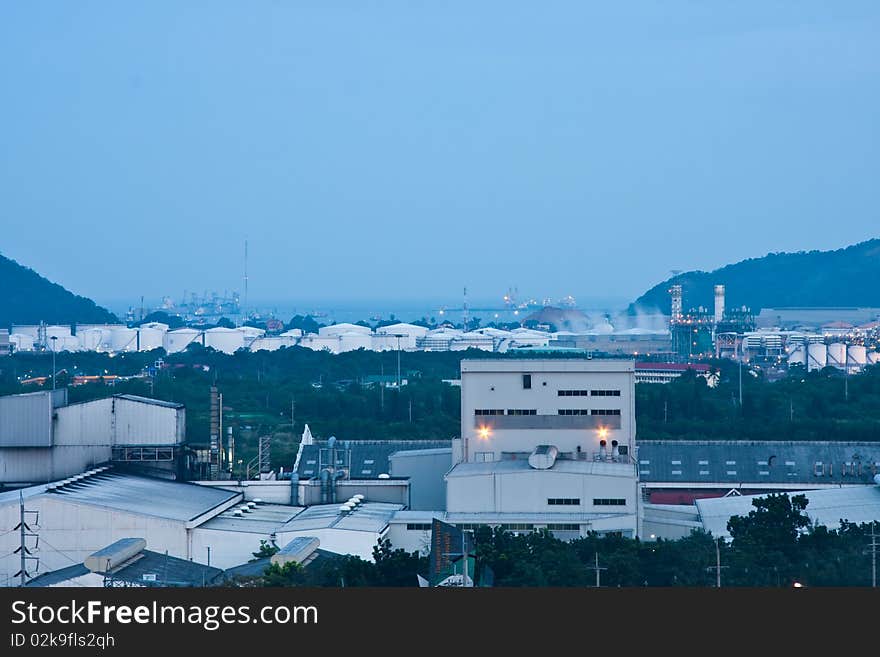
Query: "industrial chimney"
670 285 683 323
714 285 725 324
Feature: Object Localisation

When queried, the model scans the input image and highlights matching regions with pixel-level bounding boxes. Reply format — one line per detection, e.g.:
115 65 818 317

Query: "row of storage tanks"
788 342 880 372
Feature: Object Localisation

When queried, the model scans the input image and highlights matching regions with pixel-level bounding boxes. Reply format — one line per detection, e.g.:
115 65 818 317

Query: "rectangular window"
558 409 591 415
507 409 537 415
590 390 621 396
591 409 621 416
593 498 627 506
522 374 532 389
474 409 504 415
547 498 580 505
558 390 590 396
474 451 495 462
546 524 580 531
406 523 432 531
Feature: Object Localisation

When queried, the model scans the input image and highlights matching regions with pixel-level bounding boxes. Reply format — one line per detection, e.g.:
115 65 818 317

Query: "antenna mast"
243 239 249 325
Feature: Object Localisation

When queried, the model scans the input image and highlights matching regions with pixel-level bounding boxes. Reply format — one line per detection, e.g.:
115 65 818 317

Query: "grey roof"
280 502 403 533
697 485 880 539
27 549 224 587
48 472 240 522
198 503 305 534
445 458 634 478
296 440 452 479
637 441 880 485
113 394 184 409
389 447 453 458
390 510 628 524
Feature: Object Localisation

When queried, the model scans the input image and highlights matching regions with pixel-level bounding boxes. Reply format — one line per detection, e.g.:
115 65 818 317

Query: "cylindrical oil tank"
137 326 165 351
787 346 807 367
108 328 138 352
45 325 72 339
163 328 201 353
807 343 827 371
78 327 106 351
528 444 559 470
10 333 35 351
868 351 880 365
204 327 245 354
827 342 846 369
847 345 867 371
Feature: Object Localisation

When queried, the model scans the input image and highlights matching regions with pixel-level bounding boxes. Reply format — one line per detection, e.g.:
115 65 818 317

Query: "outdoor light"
597 427 609 440
478 426 491 440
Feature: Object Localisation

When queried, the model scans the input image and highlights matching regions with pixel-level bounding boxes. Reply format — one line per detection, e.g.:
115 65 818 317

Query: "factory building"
427 359 641 543
0 390 186 486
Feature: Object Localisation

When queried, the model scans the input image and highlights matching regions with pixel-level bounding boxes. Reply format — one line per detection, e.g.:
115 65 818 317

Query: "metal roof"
198 503 305 534
637 441 880 485
280 502 403 533
445 459 634 478
48 473 240 522
26 549 224 587
113 394 184 409
295 440 452 479
696 485 880 539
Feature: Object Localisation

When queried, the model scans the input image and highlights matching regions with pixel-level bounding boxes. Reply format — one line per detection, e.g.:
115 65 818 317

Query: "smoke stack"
611 440 619 460
670 285 682 323
599 439 607 460
714 285 725 324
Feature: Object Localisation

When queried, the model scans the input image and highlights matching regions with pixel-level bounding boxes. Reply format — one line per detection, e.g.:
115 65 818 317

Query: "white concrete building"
435 359 640 541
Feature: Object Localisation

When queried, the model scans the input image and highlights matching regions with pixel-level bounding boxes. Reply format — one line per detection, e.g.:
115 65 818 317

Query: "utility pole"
590 552 607 588
13 492 40 587
738 341 743 408
706 537 728 587
50 336 58 390
869 522 878 588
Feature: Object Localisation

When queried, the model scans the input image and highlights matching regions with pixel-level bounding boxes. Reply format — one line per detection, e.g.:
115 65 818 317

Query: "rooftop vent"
378 473 391 479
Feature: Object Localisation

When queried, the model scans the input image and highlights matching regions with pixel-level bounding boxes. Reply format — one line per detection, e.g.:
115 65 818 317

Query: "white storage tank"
78 327 109 351
827 342 846 369
528 444 558 470
807 343 827 371
45 325 73 340
108 327 138 353
204 327 245 354
9 333 35 351
868 351 880 365
137 326 165 351
163 328 202 353
846 345 867 371
787 346 807 367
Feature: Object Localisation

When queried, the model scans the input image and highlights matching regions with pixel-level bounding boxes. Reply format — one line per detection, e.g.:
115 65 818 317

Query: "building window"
546 524 580 531
558 409 591 415
593 498 626 506
500 523 535 531
558 390 590 396
406 523 432 531
591 390 621 396
474 451 495 462
548 498 580 505
522 374 532 389
475 409 504 415
591 409 621 416
507 409 537 415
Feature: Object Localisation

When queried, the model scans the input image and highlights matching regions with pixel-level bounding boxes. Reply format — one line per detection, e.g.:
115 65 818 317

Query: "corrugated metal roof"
49 473 240 522
280 502 403 533
696 485 880 538
638 441 880 485
113 394 184 409
199 503 305 533
445 459 634 478
295 440 452 479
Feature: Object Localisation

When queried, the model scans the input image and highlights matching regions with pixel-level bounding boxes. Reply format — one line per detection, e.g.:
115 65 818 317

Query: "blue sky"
1 2 878 308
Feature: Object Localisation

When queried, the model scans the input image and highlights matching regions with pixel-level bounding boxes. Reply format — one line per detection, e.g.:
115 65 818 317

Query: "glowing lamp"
478 426 491 440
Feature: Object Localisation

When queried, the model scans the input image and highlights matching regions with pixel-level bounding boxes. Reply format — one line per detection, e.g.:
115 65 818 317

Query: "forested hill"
630 238 880 314
0 253 119 327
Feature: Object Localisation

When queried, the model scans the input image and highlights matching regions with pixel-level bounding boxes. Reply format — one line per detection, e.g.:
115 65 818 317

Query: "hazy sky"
1 2 878 308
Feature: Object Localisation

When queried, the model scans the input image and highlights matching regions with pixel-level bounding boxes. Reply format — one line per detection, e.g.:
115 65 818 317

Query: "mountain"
0 253 119 327
630 238 880 315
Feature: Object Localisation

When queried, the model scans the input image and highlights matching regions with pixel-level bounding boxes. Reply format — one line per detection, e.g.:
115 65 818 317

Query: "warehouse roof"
113 394 184 409
696 485 880 539
637 441 880 486
26 548 224 587
445 459 634 478
280 502 403 533
295 440 452 479
198 503 305 534
49 472 240 523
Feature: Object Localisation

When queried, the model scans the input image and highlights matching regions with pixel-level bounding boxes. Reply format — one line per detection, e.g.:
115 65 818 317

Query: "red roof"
635 362 711 372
